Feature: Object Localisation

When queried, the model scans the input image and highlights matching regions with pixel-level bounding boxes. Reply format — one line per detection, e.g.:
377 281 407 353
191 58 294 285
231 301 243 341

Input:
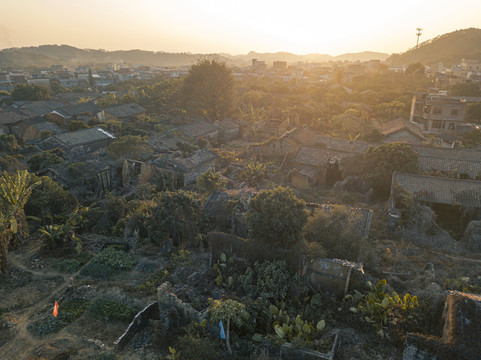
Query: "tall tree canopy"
361 143 418 198
246 186 307 248
10 84 50 101
182 56 234 121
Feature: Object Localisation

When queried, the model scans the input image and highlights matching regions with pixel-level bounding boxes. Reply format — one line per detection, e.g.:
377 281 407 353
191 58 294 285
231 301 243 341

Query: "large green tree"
146 190 202 246
246 186 307 248
10 83 50 101
182 56 234 121
362 143 418 198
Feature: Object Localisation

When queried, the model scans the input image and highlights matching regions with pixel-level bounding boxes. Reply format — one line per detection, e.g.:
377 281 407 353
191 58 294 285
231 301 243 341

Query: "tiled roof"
178 119 218 138
0 109 31 125
293 145 348 167
280 126 318 146
392 172 481 208
15 100 65 116
170 149 218 171
105 102 146 118
292 164 322 179
52 127 115 148
418 156 481 178
216 118 239 130
411 145 481 162
58 101 100 116
313 135 375 154
382 118 425 140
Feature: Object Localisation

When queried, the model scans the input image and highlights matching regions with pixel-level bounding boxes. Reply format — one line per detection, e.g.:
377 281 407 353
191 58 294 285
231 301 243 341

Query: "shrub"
27 150 64 172
87 298 138 323
27 299 89 336
25 175 78 224
67 120 88 132
92 247 136 270
57 258 80 273
79 262 115 278
177 335 222 360
135 260 159 273
304 205 362 262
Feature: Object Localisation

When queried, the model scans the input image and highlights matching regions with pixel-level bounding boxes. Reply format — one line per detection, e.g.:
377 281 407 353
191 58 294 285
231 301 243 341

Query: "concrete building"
410 92 467 134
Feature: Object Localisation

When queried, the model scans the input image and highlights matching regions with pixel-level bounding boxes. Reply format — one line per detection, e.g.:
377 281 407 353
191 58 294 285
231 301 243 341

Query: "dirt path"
0 248 80 359
427 249 481 263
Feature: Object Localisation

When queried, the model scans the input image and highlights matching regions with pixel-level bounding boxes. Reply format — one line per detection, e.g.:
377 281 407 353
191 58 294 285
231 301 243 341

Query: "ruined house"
389 172 481 229
39 127 116 153
411 145 481 180
104 102 146 122
301 258 364 297
53 101 104 124
290 146 346 188
248 126 319 158
216 118 240 140
154 148 218 187
177 119 219 142
403 291 481 360
10 116 62 142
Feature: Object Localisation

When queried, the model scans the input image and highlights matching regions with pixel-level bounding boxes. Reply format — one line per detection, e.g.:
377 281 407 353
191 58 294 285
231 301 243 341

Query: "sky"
1 0 480 56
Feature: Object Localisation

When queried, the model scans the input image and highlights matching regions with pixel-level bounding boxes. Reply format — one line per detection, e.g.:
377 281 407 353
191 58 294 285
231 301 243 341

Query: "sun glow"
1 0 481 54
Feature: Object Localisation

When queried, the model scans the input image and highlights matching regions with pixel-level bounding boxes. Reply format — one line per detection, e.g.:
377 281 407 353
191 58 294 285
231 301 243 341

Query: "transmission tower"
415 28 423 62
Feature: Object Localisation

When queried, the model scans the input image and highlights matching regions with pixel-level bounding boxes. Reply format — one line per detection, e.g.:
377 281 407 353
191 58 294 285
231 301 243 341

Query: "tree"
196 168 226 195
466 102 481 122
246 186 307 248
449 82 481 97
362 143 418 198
304 206 361 261
182 56 234 121
67 120 88 132
240 161 266 187
146 190 202 246
0 171 39 272
10 83 50 101
404 63 426 79
462 128 481 148
106 135 152 160
208 299 249 354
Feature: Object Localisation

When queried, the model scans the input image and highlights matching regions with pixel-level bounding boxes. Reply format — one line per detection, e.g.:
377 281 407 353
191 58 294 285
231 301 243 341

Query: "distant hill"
0 45 389 69
229 51 389 66
387 28 481 66
0 45 203 69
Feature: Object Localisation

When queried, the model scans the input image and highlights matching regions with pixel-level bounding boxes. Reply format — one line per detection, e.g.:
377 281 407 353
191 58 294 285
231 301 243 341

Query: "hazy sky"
1 0 480 55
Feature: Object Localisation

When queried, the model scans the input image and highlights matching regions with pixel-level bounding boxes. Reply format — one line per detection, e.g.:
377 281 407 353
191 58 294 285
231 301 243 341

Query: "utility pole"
415 28 423 63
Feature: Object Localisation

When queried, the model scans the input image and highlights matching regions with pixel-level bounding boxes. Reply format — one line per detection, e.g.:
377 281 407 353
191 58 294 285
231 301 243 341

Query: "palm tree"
0 170 40 272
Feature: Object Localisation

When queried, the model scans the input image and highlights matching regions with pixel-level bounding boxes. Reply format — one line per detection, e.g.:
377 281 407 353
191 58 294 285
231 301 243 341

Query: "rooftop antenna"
415 28 423 62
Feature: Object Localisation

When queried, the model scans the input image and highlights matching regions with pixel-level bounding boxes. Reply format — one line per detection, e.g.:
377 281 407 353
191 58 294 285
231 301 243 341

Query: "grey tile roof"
293 145 348 167
382 117 425 140
313 135 375 154
170 149 218 172
105 102 146 118
280 126 318 146
58 101 100 116
0 109 31 125
418 156 481 178
216 118 239 130
292 164 323 179
392 172 481 208
178 119 218 138
16 100 65 116
52 127 115 148
411 145 481 162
